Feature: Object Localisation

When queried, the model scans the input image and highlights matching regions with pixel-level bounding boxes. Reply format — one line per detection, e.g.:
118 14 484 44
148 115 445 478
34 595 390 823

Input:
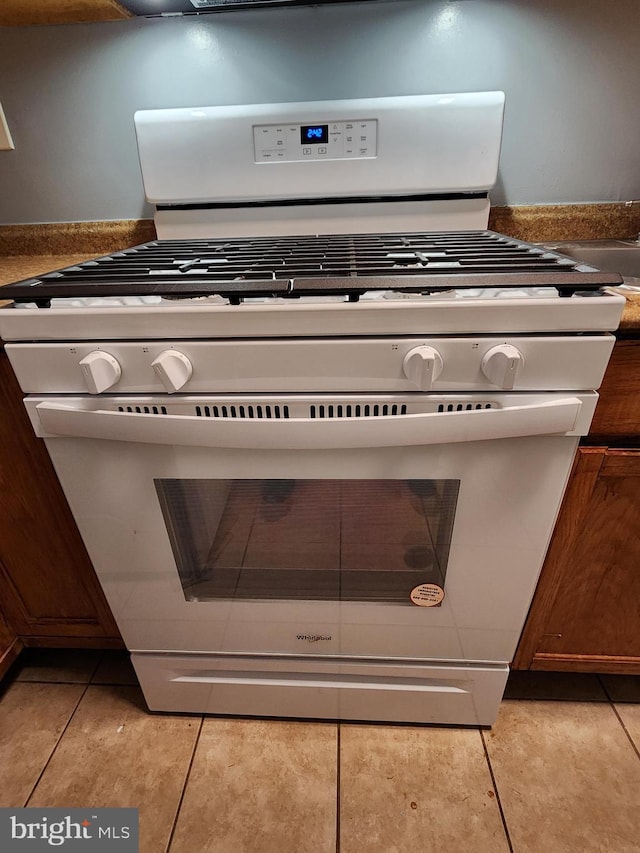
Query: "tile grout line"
597 673 611 701
598 675 640 762
165 716 205 853
335 724 341 853
23 681 93 807
609 703 640 761
89 653 105 683
480 730 515 853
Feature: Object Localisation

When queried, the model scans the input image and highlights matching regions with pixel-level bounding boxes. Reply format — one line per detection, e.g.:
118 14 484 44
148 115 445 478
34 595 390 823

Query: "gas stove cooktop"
2 231 623 307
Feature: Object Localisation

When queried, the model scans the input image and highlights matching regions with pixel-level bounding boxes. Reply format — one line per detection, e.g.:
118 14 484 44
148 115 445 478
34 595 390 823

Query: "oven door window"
155 479 460 604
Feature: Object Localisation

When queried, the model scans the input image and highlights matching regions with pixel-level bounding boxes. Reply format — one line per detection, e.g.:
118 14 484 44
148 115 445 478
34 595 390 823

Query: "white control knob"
402 346 444 391
79 351 122 394
152 350 193 393
481 344 524 390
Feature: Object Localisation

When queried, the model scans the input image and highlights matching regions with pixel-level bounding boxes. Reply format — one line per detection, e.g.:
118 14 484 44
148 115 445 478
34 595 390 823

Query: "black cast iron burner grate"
2 230 622 305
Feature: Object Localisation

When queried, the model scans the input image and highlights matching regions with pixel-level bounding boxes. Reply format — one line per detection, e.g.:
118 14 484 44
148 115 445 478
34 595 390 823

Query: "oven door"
27 392 591 665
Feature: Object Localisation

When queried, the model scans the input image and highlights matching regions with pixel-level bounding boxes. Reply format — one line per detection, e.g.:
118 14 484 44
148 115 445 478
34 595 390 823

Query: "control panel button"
481 344 524 389
257 127 274 146
79 351 122 394
403 346 444 391
152 350 193 393
151 349 193 394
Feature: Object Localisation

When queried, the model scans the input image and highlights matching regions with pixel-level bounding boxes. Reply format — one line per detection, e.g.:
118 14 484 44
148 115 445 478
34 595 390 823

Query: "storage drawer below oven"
131 653 508 726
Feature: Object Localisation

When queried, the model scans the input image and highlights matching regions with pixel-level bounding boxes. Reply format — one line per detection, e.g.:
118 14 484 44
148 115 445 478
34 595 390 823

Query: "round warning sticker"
410 583 445 607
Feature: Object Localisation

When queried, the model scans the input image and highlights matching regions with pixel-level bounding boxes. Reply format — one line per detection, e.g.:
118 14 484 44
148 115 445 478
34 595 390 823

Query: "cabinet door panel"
0 346 120 641
514 448 640 671
0 601 22 679
590 342 640 438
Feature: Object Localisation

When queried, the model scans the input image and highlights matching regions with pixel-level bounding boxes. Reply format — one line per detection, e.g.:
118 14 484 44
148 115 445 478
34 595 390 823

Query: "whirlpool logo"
296 633 332 643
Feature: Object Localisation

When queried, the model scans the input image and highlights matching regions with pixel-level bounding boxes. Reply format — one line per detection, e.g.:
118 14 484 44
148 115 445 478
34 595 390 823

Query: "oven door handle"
34 397 583 449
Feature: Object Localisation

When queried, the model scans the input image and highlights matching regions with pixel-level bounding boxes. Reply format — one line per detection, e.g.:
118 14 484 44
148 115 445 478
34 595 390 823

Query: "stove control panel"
253 119 377 163
135 92 505 203
7 336 614 396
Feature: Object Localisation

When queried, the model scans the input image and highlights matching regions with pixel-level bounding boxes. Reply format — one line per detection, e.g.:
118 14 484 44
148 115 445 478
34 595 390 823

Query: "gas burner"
1 231 622 305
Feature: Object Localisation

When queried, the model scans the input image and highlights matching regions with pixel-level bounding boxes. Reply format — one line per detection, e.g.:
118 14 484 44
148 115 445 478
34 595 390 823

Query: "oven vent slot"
194 404 290 419
436 402 495 412
117 405 168 415
309 404 408 418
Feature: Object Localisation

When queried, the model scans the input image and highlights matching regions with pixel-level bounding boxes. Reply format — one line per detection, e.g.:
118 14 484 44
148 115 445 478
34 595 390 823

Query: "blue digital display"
300 124 328 145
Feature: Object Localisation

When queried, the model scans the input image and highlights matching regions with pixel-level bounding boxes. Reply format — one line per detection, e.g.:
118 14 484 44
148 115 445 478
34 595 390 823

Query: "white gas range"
0 93 624 725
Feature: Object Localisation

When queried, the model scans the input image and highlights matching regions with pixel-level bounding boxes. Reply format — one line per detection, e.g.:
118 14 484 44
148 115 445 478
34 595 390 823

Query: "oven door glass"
155 478 459 604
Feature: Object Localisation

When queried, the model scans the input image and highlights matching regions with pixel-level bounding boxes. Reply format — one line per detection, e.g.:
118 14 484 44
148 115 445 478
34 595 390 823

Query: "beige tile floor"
1 650 639 853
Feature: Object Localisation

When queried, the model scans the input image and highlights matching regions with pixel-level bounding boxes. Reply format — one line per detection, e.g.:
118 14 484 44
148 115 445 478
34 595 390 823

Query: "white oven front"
25 391 590 669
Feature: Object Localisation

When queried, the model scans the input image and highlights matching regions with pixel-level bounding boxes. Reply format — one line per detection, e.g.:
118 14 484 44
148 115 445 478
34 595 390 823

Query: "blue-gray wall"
0 0 638 224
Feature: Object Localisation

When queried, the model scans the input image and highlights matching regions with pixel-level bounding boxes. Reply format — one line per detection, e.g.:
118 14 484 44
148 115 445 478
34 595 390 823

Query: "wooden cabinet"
513 448 640 673
0 603 22 679
589 340 640 440
0 345 122 649
514 336 640 674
